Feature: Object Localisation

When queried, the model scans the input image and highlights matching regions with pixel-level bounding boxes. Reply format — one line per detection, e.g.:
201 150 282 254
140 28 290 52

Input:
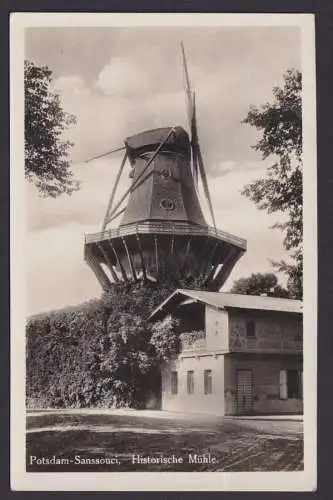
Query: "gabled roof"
149 289 303 321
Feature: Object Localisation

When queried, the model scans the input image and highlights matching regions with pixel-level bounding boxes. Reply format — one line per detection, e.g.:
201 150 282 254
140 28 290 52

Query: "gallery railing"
84 221 247 250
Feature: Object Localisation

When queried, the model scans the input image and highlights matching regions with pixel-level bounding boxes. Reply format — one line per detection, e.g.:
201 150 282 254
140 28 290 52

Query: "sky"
25 25 301 315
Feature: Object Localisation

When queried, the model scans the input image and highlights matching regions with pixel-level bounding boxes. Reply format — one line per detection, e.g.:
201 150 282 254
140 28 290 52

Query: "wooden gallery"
150 290 303 416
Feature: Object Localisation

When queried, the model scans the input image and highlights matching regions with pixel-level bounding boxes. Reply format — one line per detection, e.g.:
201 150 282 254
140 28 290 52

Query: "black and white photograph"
10 13 316 491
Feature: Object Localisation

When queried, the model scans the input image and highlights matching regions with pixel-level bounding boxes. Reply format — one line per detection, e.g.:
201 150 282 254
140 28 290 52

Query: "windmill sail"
85 145 125 163
181 43 216 228
180 41 193 128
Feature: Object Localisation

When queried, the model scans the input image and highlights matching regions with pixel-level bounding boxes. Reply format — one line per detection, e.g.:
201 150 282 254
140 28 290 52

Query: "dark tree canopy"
242 69 302 298
230 272 289 298
24 60 80 197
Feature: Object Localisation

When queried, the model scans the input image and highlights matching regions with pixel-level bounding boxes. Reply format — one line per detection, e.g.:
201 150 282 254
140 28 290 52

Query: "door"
236 369 253 414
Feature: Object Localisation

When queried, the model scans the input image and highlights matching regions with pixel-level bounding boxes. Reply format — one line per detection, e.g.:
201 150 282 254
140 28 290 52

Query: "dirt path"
26 410 303 472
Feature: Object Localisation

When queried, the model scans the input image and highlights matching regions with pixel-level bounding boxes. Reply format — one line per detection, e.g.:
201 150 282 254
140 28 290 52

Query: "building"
149 289 303 416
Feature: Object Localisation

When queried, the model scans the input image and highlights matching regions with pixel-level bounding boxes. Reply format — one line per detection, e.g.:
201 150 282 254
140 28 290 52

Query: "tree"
24 60 80 197
230 273 289 298
242 69 302 298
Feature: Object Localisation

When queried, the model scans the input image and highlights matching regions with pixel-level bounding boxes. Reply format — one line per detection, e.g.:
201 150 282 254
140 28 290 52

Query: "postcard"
10 12 316 491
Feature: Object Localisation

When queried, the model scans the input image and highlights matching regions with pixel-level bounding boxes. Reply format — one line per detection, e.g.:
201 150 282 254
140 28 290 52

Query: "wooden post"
210 248 243 290
85 247 111 290
136 234 147 282
122 237 137 282
154 235 160 279
181 236 192 273
200 240 219 278
170 232 175 256
107 240 129 283
203 263 218 288
97 242 119 283
196 238 210 275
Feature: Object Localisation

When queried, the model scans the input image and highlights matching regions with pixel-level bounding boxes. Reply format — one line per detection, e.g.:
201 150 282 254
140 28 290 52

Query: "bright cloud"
95 57 152 96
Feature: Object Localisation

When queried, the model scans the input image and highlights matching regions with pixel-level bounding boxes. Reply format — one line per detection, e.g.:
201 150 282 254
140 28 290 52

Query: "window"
246 320 256 337
279 370 288 399
171 371 178 395
160 198 175 210
287 370 301 399
187 371 194 394
204 370 213 395
279 370 302 399
160 168 171 179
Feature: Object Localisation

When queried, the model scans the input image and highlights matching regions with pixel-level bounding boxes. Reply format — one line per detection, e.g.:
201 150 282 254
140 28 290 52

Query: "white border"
10 12 317 492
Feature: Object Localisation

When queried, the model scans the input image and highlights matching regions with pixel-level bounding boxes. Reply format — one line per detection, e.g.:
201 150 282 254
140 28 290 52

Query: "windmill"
84 44 246 290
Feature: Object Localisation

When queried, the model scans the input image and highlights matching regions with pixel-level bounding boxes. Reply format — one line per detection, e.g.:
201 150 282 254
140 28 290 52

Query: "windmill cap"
124 126 191 159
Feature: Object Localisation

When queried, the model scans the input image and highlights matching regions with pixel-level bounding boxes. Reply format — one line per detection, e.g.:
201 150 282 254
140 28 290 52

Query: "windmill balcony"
84 221 247 249
84 220 247 291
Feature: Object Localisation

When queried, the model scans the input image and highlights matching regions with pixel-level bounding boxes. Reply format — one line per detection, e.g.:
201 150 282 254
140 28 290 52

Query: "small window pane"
204 370 213 395
246 320 256 337
187 371 194 394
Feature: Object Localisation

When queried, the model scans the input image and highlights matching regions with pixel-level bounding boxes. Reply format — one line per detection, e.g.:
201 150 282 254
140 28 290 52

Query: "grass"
26 410 303 472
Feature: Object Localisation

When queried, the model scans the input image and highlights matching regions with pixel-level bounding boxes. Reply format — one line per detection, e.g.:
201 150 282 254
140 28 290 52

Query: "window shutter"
279 370 287 399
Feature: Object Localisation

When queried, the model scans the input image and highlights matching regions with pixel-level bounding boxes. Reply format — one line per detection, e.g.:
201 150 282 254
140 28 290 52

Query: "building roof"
149 289 303 320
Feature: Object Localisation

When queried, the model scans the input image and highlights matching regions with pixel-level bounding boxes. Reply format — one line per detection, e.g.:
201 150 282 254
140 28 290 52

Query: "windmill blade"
102 152 128 231
197 143 216 229
181 41 199 186
190 91 199 187
85 144 126 164
180 41 193 131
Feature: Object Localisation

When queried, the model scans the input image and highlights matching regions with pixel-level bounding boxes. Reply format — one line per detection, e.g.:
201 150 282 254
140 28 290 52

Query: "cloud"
95 57 152 97
27 156 132 233
208 160 265 178
54 75 88 94
26 223 102 315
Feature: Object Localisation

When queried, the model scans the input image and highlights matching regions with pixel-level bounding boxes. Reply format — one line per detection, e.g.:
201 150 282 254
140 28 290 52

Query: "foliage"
25 60 80 197
26 283 181 409
180 330 205 346
230 273 290 298
242 69 303 298
150 315 180 362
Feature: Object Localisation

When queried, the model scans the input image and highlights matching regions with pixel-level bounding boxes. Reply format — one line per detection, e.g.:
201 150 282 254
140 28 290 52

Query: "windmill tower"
84 44 246 291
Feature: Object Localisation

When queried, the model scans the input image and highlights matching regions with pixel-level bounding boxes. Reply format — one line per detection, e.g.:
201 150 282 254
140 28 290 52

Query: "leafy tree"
242 69 302 298
230 272 289 298
24 60 80 197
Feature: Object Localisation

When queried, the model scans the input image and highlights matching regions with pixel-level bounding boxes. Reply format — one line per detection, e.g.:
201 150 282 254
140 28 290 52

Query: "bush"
26 283 181 409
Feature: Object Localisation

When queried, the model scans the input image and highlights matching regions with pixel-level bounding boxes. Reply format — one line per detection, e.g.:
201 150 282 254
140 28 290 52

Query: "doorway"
236 369 253 414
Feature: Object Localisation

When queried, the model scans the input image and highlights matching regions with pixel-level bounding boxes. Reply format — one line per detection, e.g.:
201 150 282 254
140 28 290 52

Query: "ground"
26 409 303 472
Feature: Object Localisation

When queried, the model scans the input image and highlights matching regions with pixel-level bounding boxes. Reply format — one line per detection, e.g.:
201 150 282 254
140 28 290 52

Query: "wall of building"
228 309 302 353
161 354 225 415
161 305 303 416
205 306 229 351
224 353 303 415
